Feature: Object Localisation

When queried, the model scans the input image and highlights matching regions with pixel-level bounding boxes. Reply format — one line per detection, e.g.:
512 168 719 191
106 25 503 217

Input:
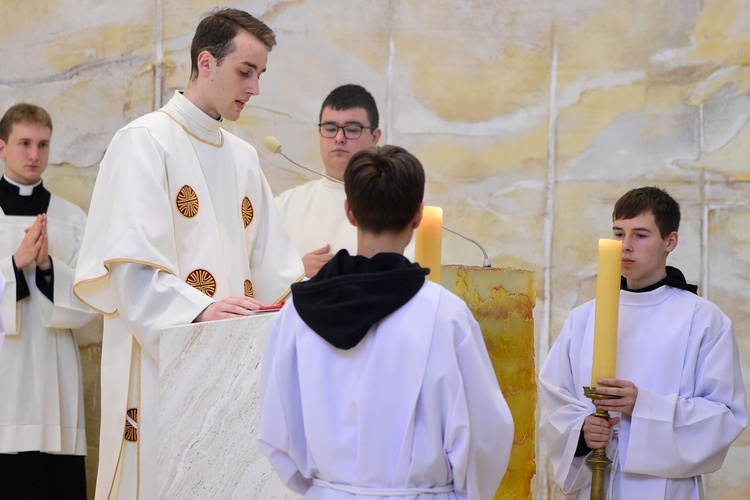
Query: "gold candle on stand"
415 206 443 284
591 238 622 387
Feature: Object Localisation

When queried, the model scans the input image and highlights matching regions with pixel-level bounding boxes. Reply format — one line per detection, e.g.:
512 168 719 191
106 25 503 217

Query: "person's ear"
0 139 6 160
371 127 382 145
345 199 357 227
413 202 424 229
197 51 213 76
666 231 678 252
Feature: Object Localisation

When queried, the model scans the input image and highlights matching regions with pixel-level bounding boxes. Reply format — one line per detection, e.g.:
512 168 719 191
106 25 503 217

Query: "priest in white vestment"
0 104 96 498
276 84 415 278
260 145 514 499
73 10 303 499
539 187 747 500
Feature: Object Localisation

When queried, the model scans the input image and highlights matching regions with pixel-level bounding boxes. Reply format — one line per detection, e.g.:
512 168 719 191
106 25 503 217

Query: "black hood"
621 265 698 294
290 250 429 350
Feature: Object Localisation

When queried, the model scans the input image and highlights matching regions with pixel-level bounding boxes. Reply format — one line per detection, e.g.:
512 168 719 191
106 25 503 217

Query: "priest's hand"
193 295 264 322
594 378 639 415
14 214 45 268
582 414 620 450
303 244 334 278
35 214 52 271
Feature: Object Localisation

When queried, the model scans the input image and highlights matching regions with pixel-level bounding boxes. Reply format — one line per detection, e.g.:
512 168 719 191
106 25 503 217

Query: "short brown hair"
320 84 379 129
344 145 425 234
0 103 53 142
613 186 680 238
190 8 276 80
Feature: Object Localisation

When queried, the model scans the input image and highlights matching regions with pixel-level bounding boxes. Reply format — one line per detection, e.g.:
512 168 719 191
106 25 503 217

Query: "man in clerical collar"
538 186 747 499
0 103 95 498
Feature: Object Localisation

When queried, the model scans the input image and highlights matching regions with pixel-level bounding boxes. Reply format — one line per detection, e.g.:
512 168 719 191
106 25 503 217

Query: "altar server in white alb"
276 84 410 278
539 187 747 499
259 145 514 499
73 9 303 499
0 104 96 499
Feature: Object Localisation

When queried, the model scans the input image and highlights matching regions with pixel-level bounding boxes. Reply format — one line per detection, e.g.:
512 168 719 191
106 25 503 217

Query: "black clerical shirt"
0 176 55 301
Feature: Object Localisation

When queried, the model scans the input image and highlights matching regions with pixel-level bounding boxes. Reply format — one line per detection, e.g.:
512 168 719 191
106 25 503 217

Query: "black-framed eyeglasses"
318 122 374 140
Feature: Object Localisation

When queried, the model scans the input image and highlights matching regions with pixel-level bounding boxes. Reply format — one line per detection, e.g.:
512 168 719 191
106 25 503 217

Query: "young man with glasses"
276 84 384 277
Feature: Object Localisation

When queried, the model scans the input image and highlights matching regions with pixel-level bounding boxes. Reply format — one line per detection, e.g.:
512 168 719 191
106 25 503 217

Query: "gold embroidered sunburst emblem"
244 279 254 298
176 185 199 218
241 197 254 227
186 269 217 297
124 408 138 442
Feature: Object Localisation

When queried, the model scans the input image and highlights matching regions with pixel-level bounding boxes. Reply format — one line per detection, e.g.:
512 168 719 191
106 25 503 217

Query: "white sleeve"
624 316 748 477
257 307 312 494
538 311 595 495
37 256 98 329
0 255 18 335
107 261 214 362
248 175 304 304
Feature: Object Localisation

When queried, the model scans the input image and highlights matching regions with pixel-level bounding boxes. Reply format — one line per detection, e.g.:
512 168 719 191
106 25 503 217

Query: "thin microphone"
263 135 491 267
263 136 342 184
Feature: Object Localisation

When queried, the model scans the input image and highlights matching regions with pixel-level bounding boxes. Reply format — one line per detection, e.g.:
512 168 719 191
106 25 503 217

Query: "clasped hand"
14 214 51 270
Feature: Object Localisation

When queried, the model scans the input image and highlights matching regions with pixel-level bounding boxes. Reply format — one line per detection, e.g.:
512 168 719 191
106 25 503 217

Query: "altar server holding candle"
538 187 747 499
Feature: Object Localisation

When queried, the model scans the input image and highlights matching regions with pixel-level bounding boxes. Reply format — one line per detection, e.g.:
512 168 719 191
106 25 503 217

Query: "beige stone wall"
1 1 747 498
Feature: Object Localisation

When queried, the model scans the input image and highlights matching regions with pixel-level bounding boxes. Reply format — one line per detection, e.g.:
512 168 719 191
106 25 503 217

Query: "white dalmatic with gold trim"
74 91 304 500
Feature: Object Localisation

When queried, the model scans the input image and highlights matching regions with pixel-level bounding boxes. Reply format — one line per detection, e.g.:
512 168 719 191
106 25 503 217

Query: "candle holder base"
583 386 619 500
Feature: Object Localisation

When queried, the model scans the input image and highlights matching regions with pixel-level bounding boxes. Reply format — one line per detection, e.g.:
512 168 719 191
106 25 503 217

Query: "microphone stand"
274 145 343 184
442 226 492 267
266 138 492 268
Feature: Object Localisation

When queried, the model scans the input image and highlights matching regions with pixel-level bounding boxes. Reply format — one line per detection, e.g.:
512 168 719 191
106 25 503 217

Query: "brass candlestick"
583 386 619 500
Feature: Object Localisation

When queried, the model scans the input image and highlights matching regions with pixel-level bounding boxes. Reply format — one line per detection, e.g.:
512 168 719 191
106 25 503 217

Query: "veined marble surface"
3 1 748 497
158 313 295 499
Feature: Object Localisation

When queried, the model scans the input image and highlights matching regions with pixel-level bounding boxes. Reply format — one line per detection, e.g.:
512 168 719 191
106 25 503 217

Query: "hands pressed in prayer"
594 378 639 415
194 295 265 322
582 413 621 449
303 243 334 278
14 214 51 269
35 214 51 270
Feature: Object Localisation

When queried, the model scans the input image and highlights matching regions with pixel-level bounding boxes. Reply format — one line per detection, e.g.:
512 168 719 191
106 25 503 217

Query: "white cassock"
0 195 96 455
276 178 415 260
539 286 747 499
258 281 514 499
74 91 304 500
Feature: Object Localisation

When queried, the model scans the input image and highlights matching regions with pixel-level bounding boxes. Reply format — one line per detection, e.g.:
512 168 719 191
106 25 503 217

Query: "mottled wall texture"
1 1 747 498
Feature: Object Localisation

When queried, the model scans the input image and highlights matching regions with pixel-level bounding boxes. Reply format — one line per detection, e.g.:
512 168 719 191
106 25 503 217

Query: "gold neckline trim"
156 110 224 148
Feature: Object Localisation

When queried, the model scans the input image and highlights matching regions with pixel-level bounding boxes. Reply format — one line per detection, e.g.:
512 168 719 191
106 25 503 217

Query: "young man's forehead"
613 211 658 229
321 106 370 122
9 121 51 137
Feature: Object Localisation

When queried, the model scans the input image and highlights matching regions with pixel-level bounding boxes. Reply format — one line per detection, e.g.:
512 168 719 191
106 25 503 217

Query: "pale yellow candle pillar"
415 206 443 284
591 238 622 387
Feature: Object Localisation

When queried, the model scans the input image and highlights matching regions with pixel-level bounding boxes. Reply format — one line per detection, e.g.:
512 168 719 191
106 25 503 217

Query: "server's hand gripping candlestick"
585 238 622 500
